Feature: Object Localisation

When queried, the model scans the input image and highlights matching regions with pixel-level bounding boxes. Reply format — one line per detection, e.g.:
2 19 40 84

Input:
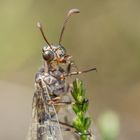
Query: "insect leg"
66 62 72 74
65 67 97 77
66 61 78 74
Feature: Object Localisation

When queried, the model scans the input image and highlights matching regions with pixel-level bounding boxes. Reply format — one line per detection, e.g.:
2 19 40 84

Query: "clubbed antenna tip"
59 8 80 44
67 9 80 17
37 21 51 47
37 22 42 28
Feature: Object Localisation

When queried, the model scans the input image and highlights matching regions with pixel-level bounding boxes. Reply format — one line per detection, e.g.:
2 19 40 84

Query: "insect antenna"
37 22 52 49
59 9 80 45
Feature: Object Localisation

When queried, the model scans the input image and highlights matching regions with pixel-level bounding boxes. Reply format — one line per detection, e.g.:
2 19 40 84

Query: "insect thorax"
35 66 68 96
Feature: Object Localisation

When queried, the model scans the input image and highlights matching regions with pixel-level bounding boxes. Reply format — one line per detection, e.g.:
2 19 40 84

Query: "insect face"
42 45 69 63
54 45 68 63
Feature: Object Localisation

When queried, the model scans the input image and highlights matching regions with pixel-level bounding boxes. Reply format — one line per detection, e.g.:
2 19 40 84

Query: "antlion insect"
28 9 96 140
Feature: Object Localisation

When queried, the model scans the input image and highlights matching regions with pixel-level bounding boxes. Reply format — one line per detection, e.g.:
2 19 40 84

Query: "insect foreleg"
64 67 97 77
66 61 78 74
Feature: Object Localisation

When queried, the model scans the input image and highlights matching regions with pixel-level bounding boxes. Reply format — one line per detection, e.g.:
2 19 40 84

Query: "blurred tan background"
0 0 140 140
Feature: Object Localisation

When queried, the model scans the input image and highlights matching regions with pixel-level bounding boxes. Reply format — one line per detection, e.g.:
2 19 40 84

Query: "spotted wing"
28 78 63 140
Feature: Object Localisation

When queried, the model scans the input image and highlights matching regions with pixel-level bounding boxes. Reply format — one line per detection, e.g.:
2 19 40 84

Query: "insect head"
37 9 80 64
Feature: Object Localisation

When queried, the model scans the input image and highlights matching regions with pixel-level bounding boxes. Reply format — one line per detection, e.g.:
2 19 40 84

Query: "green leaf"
80 135 88 140
84 117 91 130
73 78 80 93
73 79 83 95
73 117 84 132
81 100 88 112
71 90 78 101
81 88 86 97
77 112 84 121
77 95 84 104
72 78 93 140
72 104 80 114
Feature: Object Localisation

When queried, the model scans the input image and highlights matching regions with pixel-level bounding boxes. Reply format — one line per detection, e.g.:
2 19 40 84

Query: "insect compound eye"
60 45 66 54
42 50 54 62
42 46 49 52
56 45 66 57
